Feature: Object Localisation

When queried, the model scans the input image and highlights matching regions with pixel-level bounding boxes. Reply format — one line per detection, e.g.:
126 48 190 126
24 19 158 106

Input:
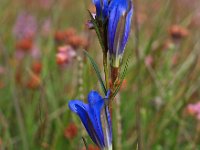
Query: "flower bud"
92 0 109 20
108 0 133 67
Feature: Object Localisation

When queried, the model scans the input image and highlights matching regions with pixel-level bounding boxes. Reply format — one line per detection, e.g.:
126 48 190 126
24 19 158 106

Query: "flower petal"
68 100 100 146
68 90 112 148
108 0 133 67
121 1 133 51
92 0 108 19
87 91 105 147
108 5 120 54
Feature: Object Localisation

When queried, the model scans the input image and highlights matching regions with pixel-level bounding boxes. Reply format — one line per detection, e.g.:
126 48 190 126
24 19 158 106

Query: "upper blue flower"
107 0 133 67
68 90 112 149
92 0 109 20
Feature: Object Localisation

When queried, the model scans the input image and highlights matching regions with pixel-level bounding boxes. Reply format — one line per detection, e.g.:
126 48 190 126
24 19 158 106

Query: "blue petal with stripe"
107 0 133 67
68 90 112 148
92 0 109 20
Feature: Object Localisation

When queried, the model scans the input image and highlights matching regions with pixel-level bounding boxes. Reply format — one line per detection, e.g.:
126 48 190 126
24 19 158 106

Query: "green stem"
1 37 28 150
133 0 143 149
103 53 109 90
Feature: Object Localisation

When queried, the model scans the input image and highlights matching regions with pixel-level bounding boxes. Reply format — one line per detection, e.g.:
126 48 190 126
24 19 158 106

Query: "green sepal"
112 57 129 98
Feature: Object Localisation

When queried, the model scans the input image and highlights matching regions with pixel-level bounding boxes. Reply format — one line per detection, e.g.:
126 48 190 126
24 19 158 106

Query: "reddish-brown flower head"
54 28 76 44
64 123 78 139
26 74 41 89
169 25 189 40
32 62 42 74
16 38 33 52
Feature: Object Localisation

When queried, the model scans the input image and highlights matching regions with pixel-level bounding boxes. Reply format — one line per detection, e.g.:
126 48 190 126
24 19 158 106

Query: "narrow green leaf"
84 50 107 95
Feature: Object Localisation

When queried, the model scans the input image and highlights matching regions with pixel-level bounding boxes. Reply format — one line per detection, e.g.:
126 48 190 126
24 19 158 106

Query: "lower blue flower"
68 90 112 149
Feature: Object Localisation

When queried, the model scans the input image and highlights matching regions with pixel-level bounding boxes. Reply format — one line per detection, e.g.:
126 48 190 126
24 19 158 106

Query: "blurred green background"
0 0 200 149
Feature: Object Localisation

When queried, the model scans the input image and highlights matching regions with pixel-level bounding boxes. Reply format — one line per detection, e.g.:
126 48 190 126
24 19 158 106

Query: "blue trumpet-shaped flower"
68 90 112 149
108 0 133 67
92 0 109 20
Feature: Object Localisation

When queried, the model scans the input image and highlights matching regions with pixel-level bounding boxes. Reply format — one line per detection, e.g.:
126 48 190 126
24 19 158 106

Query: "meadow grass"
0 0 200 149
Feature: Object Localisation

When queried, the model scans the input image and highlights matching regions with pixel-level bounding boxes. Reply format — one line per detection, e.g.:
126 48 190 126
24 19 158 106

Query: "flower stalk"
103 52 109 90
68 0 133 149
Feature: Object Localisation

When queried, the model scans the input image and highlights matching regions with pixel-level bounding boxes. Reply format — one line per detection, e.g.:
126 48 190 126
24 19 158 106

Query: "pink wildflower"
187 102 200 120
145 55 154 67
56 45 76 66
13 12 37 39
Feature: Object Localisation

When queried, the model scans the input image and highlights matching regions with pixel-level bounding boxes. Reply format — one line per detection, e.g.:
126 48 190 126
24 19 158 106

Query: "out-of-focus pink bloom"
137 12 147 27
145 55 154 67
31 45 41 59
15 50 25 60
39 0 53 9
0 66 5 75
41 18 52 36
13 12 37 39
190 11 200 28
172 53 179 66
15 42 40 60
42 19 51 36
56 45 76 66
187 102 200 120
179 0 199 9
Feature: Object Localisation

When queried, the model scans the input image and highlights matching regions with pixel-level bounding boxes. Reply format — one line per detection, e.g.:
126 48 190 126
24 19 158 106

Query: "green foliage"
84 50 107 95
0 0 200 149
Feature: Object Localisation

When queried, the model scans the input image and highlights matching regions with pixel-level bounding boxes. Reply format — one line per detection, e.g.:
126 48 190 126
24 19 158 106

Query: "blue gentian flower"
92 0 109 20
68 90 112 149
107 0 133 67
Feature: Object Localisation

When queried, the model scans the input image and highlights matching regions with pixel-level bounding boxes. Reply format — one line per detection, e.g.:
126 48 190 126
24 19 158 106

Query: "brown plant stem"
111 66 119 85
109 66 119 114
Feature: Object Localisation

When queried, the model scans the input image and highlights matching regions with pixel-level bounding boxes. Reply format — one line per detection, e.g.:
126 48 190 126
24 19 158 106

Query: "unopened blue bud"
92 0 109 21
108 0 133 67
